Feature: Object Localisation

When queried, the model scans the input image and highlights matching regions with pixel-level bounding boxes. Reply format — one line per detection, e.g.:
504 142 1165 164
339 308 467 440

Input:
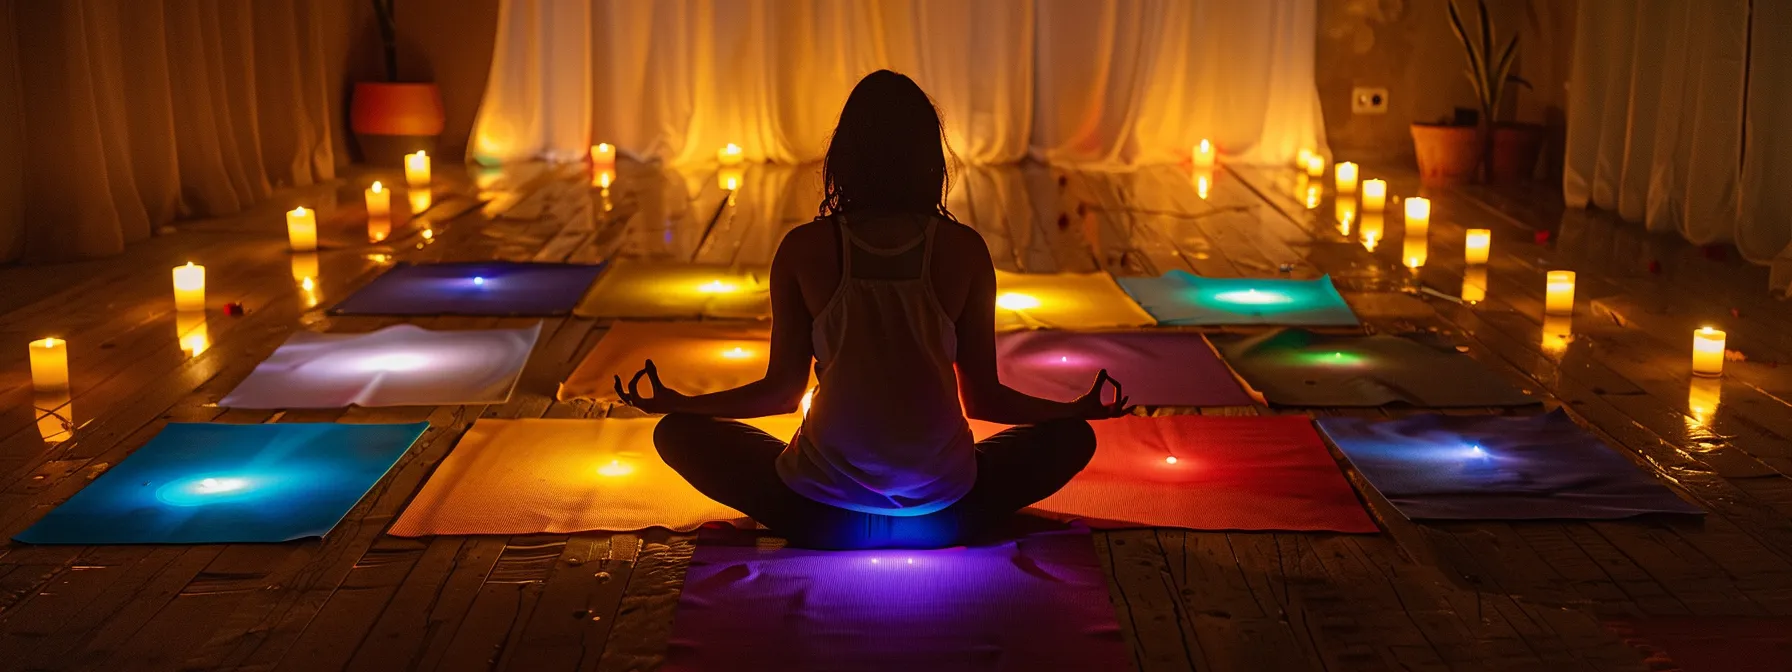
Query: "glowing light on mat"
1335 197 1356 236
368 216 391 243
597 460 634 478
301 277 316 291
996 293 1041 311
697 279 738 294
420 228 434 241
1060 356 1069 363
473 276 485 286
1213 289 1293 305
1541 315 1573 358
29 337 69 391
196 477 246 494
1193 139 1216 167
1290 350 1368 367
720 347 751 360
1164 456 1178 465
355 353 431 373
157 475 261 506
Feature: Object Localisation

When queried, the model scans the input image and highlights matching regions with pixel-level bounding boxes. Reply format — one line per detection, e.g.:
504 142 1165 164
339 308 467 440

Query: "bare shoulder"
773 218 836 262
931 218 992 268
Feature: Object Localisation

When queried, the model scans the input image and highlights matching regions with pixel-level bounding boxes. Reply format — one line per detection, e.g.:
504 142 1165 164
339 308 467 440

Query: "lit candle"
1335 197 1356 235
286 206 318 252
1305 155 1325 177
1404 197 1430 230
1361 179 1387 211
1193 169 1212 200
717 167 743 192
1359 213 1384 251
1334 161 1358 192
590 142 616 167
176 311 209 356
717 143 744 166
368 217 391 243
409 190 432 214
405 151 431 188
364 181 391 218
1193 139 1216 168
1464 229 1492 265
1544 270 1575 315
1461 266 1488 304
172 262 205 312
1297 148 1314 169
1691 327 1726 376
28 338 69 391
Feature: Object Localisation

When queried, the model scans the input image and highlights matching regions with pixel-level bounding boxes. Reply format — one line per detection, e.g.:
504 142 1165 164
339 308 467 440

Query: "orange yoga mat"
974 415 1378 532
992 270 1156 331
573 259 770 320
558 321 812 402
389 415 803 535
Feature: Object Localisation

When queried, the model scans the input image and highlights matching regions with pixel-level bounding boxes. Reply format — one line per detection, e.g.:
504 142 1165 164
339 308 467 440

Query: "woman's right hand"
1070 369 1132 419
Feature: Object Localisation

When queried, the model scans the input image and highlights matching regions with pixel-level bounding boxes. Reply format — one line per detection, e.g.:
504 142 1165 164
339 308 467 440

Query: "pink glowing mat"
559 322 813 402
995 331 1252 407
664 529 1127 672
218 324 540 409
573 259 771 320
970 415 1377 532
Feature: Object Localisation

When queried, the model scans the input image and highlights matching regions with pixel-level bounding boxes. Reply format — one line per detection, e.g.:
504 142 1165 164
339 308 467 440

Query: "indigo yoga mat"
992 269 1155 331
558 321 813 402
1213 328 1539 407
328 261 606 316
573 259 771 320
663 529 1127 672
1118 270 1360 327
1318 411 1703 520
219 323 540 409
15 422 428 544
995 330 1251 407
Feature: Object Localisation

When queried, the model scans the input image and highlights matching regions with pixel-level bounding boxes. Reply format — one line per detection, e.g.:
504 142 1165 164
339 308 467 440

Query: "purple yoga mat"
996 330 1252 407
329 261 605 316
1318 411 1703 520
664 529 1127 672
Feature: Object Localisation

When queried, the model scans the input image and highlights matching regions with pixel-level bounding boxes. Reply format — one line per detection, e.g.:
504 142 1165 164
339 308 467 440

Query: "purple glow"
220 324 541 409
473 276 486 286
352 352 432 373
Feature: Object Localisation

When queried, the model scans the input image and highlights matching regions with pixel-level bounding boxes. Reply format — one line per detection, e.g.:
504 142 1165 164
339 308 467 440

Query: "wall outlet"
1352 87 1389 115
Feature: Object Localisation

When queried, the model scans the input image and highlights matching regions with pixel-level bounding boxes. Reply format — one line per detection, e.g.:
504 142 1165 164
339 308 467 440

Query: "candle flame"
371 181 383 193
293 206 307 215
38 338 60 348
598 142 612 152
1700 326 1716 335
300 277 315 291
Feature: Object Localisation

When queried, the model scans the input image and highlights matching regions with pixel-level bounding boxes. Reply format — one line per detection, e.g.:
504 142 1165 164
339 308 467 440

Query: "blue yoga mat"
1318 411 1703 520
14 422 428 544
330 261 605 316
1117 270 1360 326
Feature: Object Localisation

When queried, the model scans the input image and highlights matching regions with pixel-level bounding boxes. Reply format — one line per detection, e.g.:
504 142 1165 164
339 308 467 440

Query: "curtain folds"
471 0 1325 170
0 0 336 264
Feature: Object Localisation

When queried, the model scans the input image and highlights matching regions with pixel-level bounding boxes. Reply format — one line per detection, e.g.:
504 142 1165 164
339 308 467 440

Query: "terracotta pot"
350 82 444 165
1411 123 1481 186
1491 123 1547 183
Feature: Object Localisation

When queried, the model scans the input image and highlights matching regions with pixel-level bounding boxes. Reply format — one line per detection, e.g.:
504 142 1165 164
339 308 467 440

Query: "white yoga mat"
219 323 541 409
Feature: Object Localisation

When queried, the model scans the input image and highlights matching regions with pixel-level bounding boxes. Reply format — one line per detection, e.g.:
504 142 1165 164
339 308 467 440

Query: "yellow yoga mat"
993 270 1156 331
389 415 804 535
574 259 771 320
559 322 813 402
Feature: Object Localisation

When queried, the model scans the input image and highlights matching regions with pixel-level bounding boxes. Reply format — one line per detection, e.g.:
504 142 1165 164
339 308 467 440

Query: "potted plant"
1412 0 1541 185
349 0 444 165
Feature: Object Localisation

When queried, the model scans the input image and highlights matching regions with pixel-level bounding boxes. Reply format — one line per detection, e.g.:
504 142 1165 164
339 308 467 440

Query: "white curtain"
470 0 1324 170
1565 0 1792 292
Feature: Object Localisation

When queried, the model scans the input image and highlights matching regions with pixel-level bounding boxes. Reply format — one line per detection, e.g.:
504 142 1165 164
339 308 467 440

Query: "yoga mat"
558 321 813 402
1318 411 1703 520
1213 328 1539 407
328 261 605 316
219 323 540 409
992 415 1377 532
995 330 1252 407
574 259 771 320
992 269 1155 331
664 529 1127 672
15 422 427 544
389 415 802 535
1117 270 1360 326
1606 618 1792 672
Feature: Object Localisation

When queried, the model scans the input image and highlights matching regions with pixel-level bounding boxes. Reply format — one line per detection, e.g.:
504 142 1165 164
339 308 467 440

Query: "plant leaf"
1490 34 1520 116
1447 1 1487 107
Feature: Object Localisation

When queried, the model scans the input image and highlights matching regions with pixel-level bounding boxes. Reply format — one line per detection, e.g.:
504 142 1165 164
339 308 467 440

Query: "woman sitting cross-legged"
614 70 1130 550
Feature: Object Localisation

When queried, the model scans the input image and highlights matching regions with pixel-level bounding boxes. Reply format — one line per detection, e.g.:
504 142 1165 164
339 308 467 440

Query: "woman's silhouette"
616 70 1129 549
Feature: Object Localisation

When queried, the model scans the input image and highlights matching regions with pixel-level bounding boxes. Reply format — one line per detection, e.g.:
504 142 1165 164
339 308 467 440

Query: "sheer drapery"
1564 0 1792 291
0 0 337 264
471 0 1324 169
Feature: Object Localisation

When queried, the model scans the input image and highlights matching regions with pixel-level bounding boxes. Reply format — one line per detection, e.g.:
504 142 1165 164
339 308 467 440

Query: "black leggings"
654 414 1096 549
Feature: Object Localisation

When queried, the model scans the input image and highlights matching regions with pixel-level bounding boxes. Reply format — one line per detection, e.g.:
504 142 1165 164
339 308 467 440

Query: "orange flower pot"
351 82 444 164
1410 123 1481 187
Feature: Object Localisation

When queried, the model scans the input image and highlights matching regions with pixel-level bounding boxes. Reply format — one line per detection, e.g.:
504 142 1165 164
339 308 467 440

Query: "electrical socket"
1352 87 1389 115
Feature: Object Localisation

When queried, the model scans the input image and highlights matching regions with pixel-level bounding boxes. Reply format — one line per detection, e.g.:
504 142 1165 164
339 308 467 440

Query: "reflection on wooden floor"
0 154 1790 671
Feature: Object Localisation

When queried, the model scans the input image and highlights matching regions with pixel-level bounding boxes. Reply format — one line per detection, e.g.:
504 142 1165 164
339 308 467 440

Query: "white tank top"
774 215 976 516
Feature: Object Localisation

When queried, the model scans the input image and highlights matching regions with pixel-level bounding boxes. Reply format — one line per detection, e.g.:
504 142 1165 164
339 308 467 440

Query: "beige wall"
325 0 501 164
1316 0 1577 172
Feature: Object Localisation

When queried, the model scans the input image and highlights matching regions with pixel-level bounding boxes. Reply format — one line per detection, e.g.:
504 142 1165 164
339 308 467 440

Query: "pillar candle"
1691 327 1726 376
717 143 744 166
286 206 318 252
1404 196 1430 229
1193 169 1212 200
1334 162 1358 192
172 262 205 312
590 142 616 167
1334 197 1356 236
1361 179 1387 211
1305 155 1325 177
405 151 431 188
29 338 69 391
1462 266 1488 304
1193 139 1216 167
1465 229 1492 264
1544 270 1575 315
364 181 391 218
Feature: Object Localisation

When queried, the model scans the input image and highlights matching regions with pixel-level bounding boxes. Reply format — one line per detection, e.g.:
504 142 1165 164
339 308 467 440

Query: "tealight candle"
1334 162 1358 192
717 143 744 166
364 181 391 218
1305 155 1325 177
286 206 318 252
717 167 743 192
1464 229 1491 265
1691 327 1726 376
29 338 69 391
1193 139 1216 167
172 262 205 312
1461 266 1488 304
1404 197 1430 230
1361 179 1387 211
590 142 616 167
1544 270 1575 315
405 151 431 188
1334 197 1356 235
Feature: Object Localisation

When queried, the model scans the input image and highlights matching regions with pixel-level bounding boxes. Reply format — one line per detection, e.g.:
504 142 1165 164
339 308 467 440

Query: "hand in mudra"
1071 369 1133 419
614 359 689 414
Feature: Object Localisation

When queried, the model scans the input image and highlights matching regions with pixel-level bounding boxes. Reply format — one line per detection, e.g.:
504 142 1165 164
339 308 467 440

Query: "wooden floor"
2 156 1791 672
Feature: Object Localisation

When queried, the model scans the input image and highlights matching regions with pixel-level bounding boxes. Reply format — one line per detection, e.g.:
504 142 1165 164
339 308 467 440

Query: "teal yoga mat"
1117 270 1359 327
14 422 428 544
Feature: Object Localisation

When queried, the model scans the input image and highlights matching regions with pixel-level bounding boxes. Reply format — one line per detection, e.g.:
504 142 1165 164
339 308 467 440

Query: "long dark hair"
819 70 959 221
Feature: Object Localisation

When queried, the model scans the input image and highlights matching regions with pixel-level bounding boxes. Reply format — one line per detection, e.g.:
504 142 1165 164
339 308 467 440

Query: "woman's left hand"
614 359 690 414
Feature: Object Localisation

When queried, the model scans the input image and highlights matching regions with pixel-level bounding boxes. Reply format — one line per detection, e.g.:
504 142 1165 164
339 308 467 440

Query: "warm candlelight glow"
1464 229 1492 265
29 338 69 391
801 386 816 417
1404 197 1430 229
368 217 391 243
34 389 72 446
1361 179 1387 212
1297 148 1314 168
1335 197 1356 236
1687 377 1722 427
405 151 431 188
720 346 751 360
1545 271 1576 315
1305 155 1325 177
1193 169 1212 200
1164 455 1179 465
1359 214 1384 251
1334 162 1358 192
365 181 391 218
1193 139 1216 167
590 142 616 167
1462 266 1488 304
1541 314 1573 357
172 262 206 312
593 168 615 190
697 279 738 294
409 190 433 214
286 206 318 252
420 227 434 241
717 143 744 166
176 311 209 357
717 167 743 191
1403 229 1428 269
597 459 634 478
1304 182 1321 210
996 293 1041 311
1692 327 1726 376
